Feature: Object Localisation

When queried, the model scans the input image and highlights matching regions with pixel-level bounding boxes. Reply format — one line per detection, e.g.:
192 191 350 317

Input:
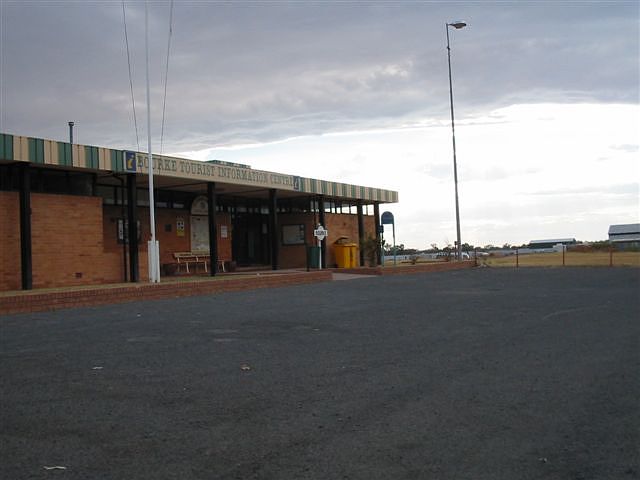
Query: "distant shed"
528 238 577 249
608 224 640 250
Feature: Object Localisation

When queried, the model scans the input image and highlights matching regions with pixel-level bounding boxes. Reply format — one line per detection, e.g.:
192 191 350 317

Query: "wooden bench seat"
173 252 226 274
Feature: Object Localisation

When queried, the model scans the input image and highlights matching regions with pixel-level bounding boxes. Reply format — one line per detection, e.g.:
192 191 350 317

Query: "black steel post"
374 203 381 265
357 201 365 267
117 175 128 282
127 173 139 282
269 189 279 270
19 164 32 290
207 182 218 276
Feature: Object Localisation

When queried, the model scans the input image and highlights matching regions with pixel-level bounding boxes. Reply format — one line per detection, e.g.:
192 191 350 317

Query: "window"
282 224 305 245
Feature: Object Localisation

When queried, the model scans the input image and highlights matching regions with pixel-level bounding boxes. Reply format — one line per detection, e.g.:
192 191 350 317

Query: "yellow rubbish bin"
346 243 358 268
333 237 359 268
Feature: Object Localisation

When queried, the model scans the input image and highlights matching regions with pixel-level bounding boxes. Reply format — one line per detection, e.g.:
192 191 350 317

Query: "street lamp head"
448 21 467 29
68 121 74 127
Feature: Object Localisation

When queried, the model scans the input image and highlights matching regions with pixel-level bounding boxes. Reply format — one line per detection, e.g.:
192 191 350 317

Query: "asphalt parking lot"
1 267 638 480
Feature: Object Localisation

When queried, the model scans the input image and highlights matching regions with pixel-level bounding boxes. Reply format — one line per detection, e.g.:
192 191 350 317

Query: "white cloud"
177 103 639 248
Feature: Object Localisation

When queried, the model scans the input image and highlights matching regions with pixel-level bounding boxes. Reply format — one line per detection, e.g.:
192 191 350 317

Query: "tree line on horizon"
383 240 615 256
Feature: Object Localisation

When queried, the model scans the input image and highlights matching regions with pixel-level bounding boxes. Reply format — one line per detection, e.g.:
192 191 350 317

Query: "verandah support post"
127 173 139 282
318 195 326 269
117 175 128 282
207 182 218 276
269 189 279 270
374 203 381 266
19 164 32 290
357 201 365 267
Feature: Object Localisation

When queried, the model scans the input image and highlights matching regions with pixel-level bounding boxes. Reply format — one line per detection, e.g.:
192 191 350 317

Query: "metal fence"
480 248 640 268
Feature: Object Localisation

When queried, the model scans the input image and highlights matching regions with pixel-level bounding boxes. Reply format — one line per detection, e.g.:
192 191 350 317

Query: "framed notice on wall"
282 224 305 245
176 217 185 237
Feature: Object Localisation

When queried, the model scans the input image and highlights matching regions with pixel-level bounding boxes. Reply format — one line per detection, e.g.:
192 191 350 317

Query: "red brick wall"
277 212 376 268
0 192 122 290
323 212 375 267
30 193 121 289
215 213 233 261
0 192 21 290
1 193 235 291
278 213 316 269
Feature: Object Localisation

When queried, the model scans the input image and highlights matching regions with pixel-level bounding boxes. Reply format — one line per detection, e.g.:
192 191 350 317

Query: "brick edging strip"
1 263 476 315
0 271 333 315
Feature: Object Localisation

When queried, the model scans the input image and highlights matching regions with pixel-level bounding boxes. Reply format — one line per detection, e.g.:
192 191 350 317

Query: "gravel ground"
1 267 638 480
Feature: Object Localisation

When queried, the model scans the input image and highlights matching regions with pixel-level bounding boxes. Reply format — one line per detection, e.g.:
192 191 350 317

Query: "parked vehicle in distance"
435 251 470 259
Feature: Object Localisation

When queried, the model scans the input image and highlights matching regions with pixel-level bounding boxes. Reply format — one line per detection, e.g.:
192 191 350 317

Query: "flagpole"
145 1 160 282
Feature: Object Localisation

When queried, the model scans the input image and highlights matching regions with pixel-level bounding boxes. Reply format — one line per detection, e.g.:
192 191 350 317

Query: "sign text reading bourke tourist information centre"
125 151 301 191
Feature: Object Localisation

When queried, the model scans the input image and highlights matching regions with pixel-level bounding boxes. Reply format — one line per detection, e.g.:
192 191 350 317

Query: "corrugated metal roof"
529 238 576 245
608 223 640 235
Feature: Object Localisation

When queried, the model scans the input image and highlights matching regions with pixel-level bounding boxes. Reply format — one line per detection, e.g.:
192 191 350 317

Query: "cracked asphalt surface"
1 267 639 479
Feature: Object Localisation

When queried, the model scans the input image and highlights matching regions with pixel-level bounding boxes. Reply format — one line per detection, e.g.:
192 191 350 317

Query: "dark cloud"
1 1 638 152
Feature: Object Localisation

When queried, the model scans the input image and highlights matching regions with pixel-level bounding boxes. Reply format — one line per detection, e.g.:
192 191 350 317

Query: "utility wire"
122 1 140 151
160 0 174 155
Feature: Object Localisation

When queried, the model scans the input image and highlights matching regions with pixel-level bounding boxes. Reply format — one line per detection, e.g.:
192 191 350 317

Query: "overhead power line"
160 0 174 155
122 1 140 151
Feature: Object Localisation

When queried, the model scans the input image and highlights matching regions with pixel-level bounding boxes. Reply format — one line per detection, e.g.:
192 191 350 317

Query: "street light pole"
446 20 466 261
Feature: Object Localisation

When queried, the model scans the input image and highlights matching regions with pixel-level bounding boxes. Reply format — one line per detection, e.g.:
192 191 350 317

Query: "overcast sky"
1 1 638 248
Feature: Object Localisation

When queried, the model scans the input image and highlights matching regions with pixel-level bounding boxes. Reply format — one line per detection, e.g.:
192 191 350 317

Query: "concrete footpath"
1 267 638 479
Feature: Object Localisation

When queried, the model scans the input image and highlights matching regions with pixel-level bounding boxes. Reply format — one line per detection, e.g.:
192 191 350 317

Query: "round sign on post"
313 226 328 241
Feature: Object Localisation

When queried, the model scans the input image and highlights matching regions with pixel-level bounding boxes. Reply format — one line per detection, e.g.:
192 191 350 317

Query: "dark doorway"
232 213 270 266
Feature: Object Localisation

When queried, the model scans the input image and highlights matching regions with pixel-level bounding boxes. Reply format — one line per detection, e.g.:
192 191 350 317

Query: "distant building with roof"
608 223 640 250
528 238 577 249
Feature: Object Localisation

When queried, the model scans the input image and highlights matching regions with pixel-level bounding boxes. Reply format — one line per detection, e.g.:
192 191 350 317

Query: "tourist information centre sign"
124 151 301 192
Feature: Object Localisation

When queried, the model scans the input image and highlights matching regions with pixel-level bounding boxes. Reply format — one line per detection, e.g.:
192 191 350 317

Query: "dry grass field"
482 251 640 268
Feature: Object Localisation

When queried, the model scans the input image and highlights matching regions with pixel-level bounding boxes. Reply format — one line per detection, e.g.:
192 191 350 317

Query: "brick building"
0 133 398 291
